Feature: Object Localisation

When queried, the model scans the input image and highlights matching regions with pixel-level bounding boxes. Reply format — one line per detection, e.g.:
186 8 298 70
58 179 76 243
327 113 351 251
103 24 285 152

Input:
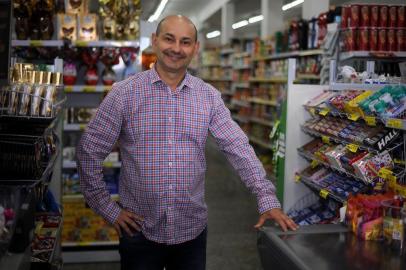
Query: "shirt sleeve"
76 85 124 224
208 90 281 214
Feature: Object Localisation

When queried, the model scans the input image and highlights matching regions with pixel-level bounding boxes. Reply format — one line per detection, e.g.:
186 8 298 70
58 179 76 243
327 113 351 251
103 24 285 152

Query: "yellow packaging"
345 91 373 117
57 13 77 40
78 13 98 41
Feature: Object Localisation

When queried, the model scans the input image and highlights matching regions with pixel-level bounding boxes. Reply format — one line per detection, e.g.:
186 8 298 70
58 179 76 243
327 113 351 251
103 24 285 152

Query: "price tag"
394 159 406 165
65 86 73 93
387 174 397 184
346 144 359 153
309 108 316 116
378 168 393 179
314 151 323 159
79 124 86 131
322 136 330 144
29 40 43 47
348 113 360 121
83 86 96 93
103 161 113 168
319 108 330 116
78 242 91 246
319 189 329 199
364 116 376 126
386 118 403 129
75 40 89 47
311 160 319 168
294 174 301 182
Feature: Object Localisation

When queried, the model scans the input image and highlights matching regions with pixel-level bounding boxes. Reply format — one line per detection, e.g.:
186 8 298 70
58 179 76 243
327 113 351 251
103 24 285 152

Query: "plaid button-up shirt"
77 67 281 244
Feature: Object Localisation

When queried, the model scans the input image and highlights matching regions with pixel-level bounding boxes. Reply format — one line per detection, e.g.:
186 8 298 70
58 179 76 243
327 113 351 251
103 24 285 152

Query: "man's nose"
172 41 181 53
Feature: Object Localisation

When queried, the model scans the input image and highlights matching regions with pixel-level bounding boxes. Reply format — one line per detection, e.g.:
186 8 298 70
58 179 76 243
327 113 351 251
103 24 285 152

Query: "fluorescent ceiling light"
282 0 304 11
248 15 264 24
232 20 249 29
148 0 169 22
206 30 221 39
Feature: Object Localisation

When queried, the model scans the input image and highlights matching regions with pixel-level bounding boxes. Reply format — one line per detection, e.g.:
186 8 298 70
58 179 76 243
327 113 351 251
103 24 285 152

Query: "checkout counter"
258 224 405 270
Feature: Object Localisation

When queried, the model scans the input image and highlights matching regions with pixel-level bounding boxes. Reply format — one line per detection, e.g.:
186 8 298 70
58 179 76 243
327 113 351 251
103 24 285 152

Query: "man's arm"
208 90 297 231
76 86 124 225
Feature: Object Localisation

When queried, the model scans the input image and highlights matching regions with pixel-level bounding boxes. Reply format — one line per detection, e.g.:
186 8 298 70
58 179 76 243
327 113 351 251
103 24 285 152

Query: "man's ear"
194 41 200 56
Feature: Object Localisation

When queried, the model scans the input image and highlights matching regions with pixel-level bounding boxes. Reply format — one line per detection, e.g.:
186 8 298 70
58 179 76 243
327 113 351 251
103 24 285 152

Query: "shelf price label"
311 160 319 168
309 108 316 116
103 161 114 168
75 41 89 47
319 189 329 199
322 136 330 144
79 124 86 131
346 144 359 153
83 86 96 93
378 168 393 179
29 40 43 47
65 86 73 93
348 113 360 121
364 116 376 126
386 118 403 129
319 108 330 116
294 174 301 182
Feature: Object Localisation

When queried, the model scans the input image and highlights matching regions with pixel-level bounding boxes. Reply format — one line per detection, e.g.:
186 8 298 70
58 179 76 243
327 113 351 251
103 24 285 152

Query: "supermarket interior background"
0 0 406 269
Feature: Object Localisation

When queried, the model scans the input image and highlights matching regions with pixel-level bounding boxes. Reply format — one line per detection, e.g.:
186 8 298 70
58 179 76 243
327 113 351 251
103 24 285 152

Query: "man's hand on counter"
254 208 299 232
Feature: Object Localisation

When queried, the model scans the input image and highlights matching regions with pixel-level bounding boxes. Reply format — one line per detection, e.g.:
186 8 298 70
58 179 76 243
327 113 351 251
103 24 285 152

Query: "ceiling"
141 0 207 23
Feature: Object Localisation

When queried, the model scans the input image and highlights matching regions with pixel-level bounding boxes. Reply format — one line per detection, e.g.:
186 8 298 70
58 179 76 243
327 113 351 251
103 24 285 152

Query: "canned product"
358 28 369 51
370 28 378 51
350 5 360 27
345 28 357 51
378 28 387 51
396 29 405 51
360 5 370 27
341 5 350 28
398 6 405 27
371 5 379 27
379 5 389 27
389 6 397 27
387 28 396 51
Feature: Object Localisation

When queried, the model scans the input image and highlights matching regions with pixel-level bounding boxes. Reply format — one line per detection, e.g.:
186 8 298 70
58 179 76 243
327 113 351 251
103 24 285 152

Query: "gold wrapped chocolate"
18 70 35 116
31 71 46 116
78 13 98 41
57 13 77 41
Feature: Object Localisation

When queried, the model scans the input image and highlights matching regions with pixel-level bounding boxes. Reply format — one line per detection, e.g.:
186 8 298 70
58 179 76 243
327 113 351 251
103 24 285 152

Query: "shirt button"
169 162 173 167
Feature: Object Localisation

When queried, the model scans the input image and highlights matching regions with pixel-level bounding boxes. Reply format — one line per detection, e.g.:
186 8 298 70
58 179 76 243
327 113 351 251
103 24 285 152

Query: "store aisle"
63 136 262 270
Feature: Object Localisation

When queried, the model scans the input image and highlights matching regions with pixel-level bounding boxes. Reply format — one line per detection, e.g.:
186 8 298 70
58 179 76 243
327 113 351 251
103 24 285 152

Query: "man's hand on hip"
114 209 144 237
254 208 299 231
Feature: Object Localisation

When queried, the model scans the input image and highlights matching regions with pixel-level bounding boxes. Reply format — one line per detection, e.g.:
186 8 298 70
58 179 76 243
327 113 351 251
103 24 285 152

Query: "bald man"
77 15 297 270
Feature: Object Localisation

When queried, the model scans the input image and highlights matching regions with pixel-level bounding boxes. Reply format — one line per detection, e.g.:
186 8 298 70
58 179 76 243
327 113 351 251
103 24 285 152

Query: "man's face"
152 18 199 74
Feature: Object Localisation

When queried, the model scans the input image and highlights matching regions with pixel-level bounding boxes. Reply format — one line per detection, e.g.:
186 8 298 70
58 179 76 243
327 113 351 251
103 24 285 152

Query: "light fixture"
282 0 304 11
148 0 169 22
248 15 264 24
206 30 221 39
232 20 249 29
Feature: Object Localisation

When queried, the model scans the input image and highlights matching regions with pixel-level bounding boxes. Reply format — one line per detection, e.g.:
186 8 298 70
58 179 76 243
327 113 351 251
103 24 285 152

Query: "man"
77 15 298 270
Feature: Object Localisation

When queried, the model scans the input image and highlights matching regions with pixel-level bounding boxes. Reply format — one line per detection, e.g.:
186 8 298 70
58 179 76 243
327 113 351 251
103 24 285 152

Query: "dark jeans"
119 228 207 270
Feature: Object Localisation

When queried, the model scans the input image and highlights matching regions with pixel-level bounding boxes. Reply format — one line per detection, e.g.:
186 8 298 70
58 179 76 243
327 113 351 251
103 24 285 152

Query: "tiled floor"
63 137 263 270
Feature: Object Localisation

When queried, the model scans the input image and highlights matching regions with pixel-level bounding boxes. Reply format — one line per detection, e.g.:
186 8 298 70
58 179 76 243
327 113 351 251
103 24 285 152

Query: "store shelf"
63 194 119 201
296 74 320 80
62 241 119 248
249 116 274 127
297 173 346 204
220 90 234 96
340 51 406 61
65 85 112 93
233 82 250 88
231 99 250 108
249 77 288 83
64 123 87 131
233 52 251 58
63 160 122 169
220 48 235 55
233 65 251 70
298 49 324 57
248 136 272 150
201 77 233 82
12 40 139 47
201 63 221 67
253 49 323 61
248 97 278 106
220 64 233 68
329 82 405 91
232 115 250 123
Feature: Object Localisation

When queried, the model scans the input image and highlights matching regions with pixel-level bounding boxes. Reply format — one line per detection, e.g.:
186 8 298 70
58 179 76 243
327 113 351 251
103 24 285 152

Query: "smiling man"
77 15 297 270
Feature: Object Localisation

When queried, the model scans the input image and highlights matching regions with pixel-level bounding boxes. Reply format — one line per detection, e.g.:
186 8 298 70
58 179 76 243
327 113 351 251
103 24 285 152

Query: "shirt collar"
149 65 195 90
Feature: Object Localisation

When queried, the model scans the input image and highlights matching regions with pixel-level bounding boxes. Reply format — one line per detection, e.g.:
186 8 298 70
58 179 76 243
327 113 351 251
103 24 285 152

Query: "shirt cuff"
101 200 122 225
257 194 282 214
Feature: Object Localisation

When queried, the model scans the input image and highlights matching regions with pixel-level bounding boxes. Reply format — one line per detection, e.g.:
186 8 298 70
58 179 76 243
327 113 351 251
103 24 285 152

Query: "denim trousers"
119 228 207 270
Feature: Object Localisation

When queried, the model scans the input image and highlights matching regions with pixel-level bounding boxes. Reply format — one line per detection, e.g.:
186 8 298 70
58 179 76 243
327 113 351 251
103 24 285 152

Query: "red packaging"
358 28 369 51
379 5 388 27
350 5 360 27
398 6 405 27
360 5 370 27
370 5 379 27
388 6 397 27
341 5 350 28
396 29 405 51
345 28 357 51
387 28 396 51
378 28 387 51
370 28 378 51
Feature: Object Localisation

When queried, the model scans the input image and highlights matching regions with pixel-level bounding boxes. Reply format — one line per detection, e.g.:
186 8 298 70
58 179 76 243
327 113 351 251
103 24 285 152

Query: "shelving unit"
12 40 140 48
